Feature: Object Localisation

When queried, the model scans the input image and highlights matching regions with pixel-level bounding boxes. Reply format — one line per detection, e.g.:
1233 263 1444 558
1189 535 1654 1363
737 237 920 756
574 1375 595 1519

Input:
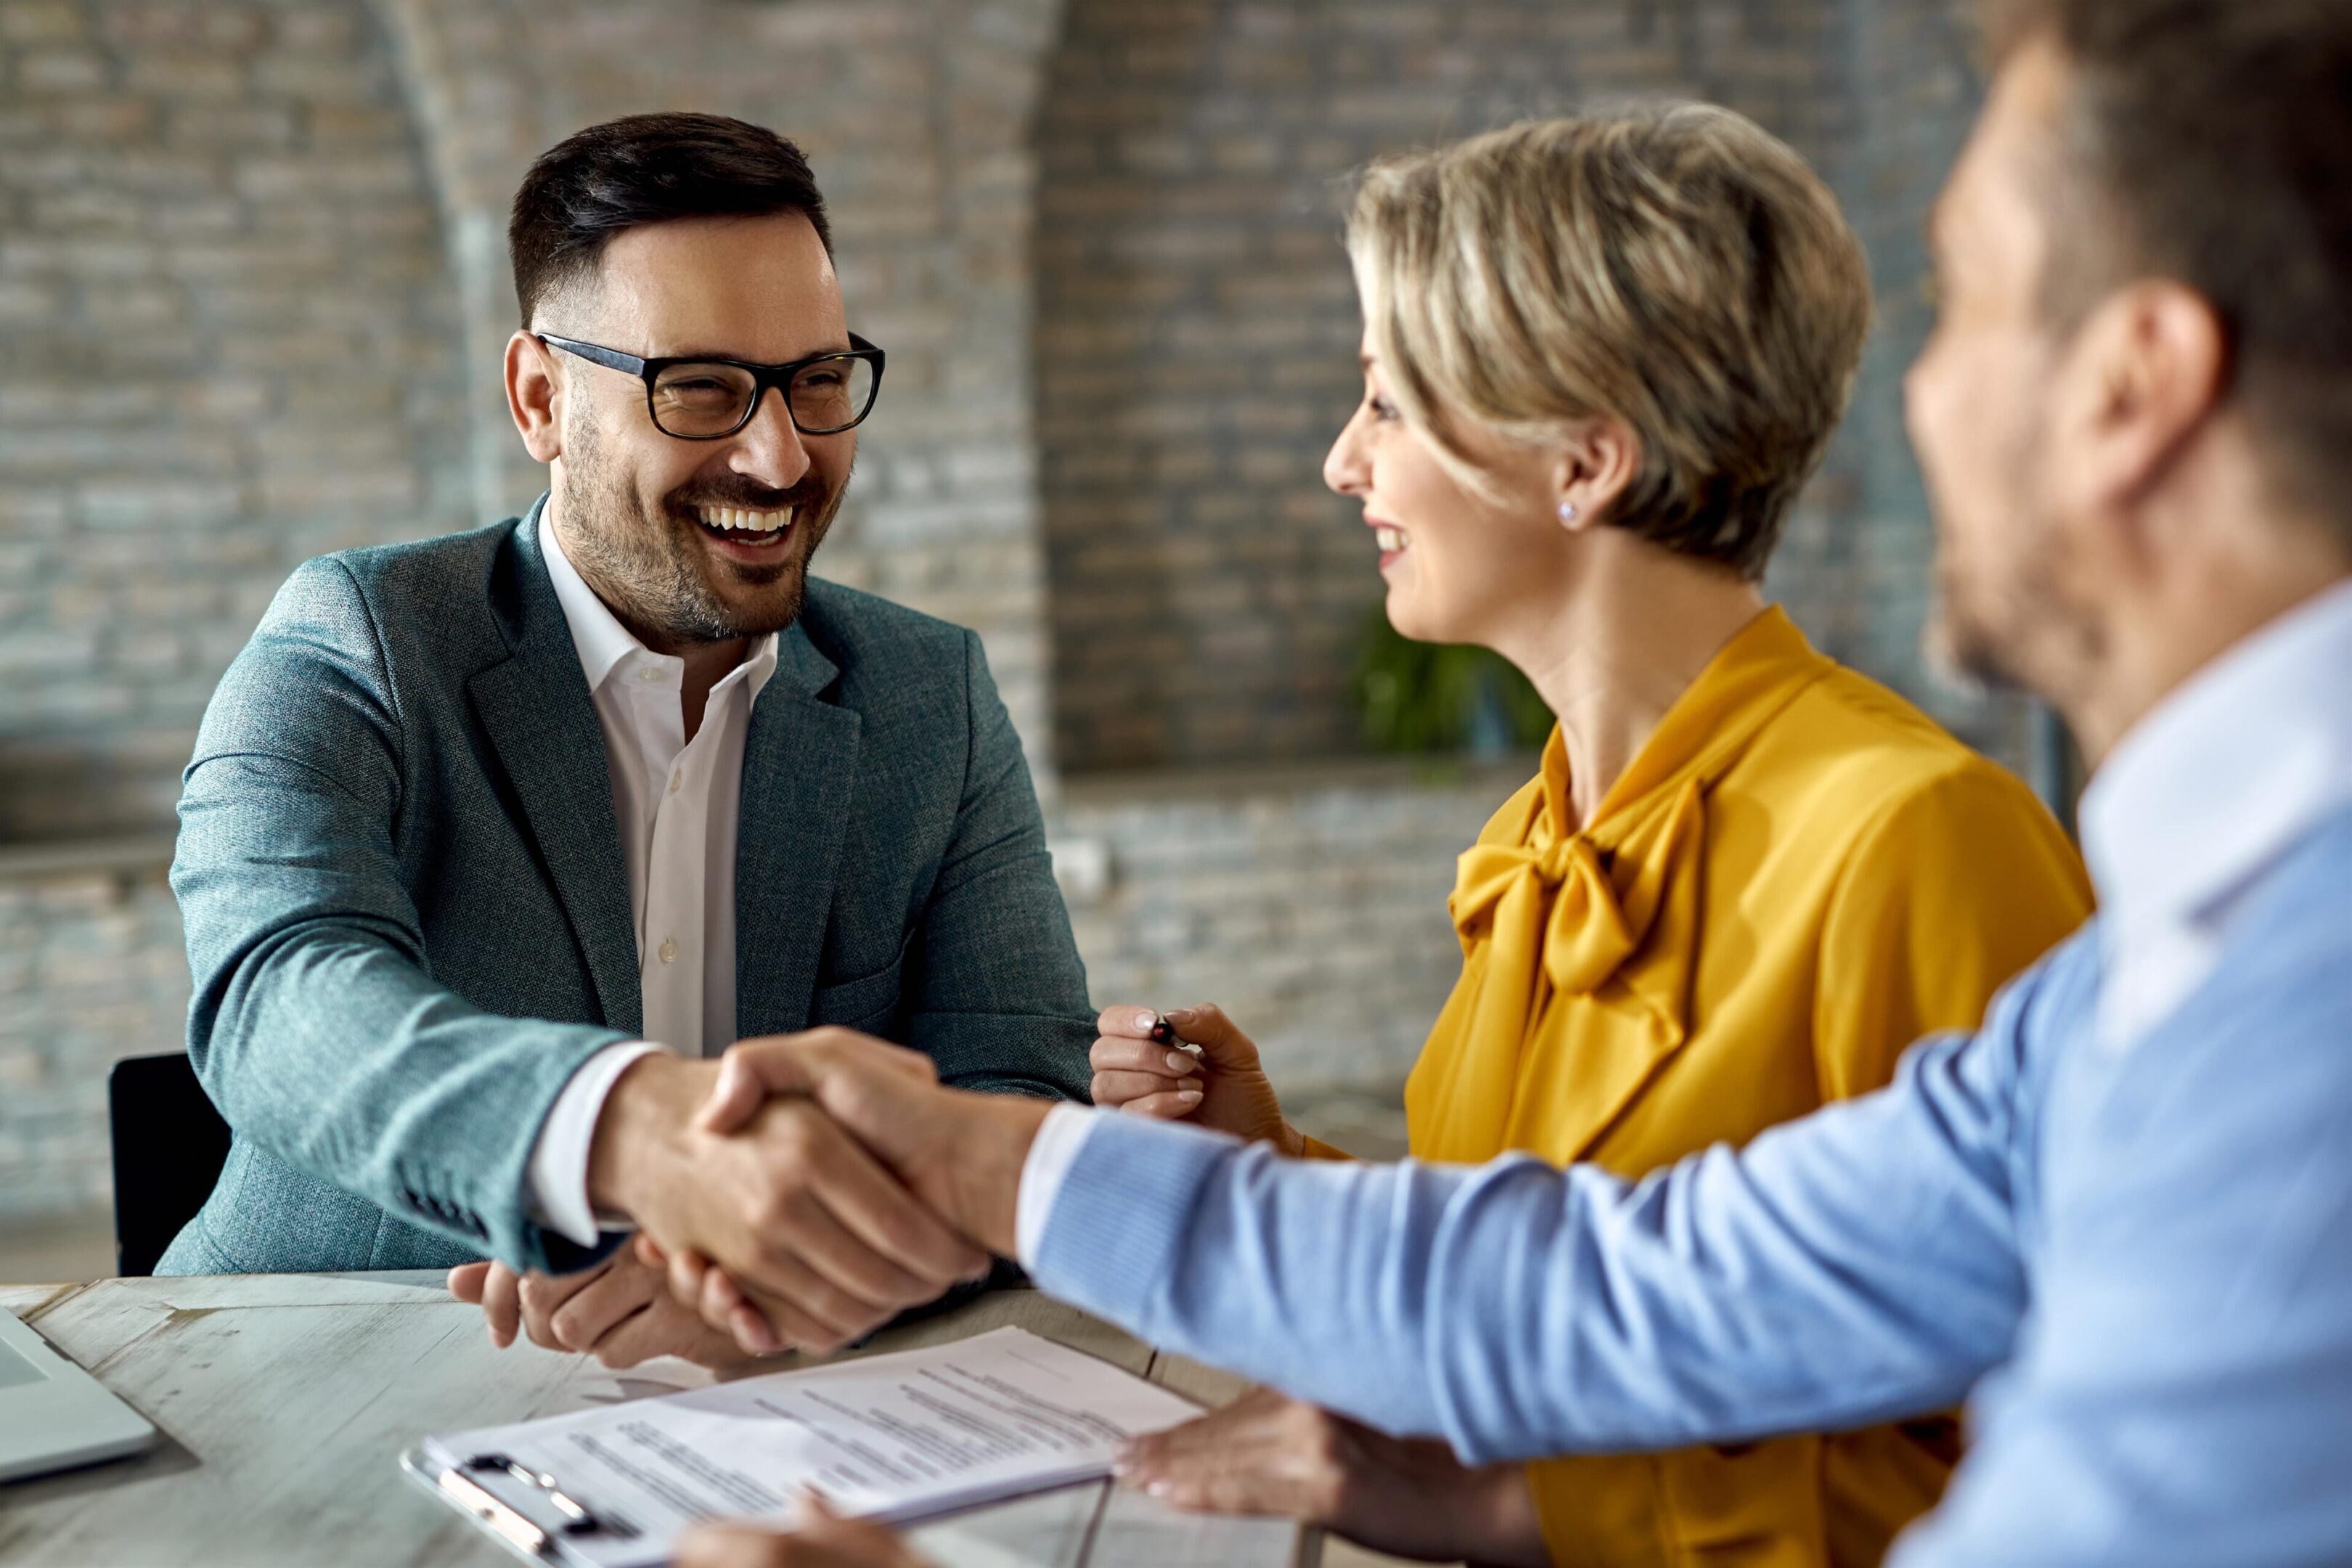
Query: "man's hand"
446 1252 760 1370
587 1042 992 1355
1087 1005 1304 1153
676 1495 928 1568
1112 1388 1550 1567
668 1029 1055 1354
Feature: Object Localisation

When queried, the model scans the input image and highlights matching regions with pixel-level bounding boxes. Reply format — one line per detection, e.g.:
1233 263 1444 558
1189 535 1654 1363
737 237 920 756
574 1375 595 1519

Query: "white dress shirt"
526 513 780 1247
1016 576 2352 1262
2078 575 2352 1053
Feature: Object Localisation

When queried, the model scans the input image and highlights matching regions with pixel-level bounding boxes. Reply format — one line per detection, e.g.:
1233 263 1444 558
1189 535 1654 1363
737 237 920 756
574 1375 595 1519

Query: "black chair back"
108 1053 232 1278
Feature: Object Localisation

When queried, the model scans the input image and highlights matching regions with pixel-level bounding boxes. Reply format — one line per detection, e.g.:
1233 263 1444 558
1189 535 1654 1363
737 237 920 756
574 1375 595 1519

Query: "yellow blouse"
1406 608 2092 1568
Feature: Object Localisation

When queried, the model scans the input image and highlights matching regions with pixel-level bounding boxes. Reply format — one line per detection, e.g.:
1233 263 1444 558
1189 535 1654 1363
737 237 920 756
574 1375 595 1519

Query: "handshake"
450 1029 1058 1368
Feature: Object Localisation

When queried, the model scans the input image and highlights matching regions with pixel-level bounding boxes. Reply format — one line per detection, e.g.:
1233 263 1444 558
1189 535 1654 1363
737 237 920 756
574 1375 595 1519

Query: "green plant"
1352 605 1553 756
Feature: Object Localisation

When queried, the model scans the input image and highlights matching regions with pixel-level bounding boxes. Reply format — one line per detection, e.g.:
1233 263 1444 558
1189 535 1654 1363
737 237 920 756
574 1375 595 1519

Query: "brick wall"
1038 0 1885 773
0 0 2031 1229
1055 758 1529 1091
0 0 469 841
367 0 1069 773
0 859 186 1222
1821 0 2044 769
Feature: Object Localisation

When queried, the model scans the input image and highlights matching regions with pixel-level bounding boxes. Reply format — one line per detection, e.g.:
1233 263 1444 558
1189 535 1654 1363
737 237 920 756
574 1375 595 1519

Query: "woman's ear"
1551 417 1641 529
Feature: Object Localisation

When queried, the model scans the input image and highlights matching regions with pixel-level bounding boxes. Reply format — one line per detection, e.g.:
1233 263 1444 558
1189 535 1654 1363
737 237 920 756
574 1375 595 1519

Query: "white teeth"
1374 526 1406 552
700 505 797 535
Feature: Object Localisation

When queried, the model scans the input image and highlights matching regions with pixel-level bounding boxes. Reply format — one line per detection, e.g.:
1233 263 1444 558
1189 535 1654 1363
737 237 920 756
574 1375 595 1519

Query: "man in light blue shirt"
661 2 2352 1564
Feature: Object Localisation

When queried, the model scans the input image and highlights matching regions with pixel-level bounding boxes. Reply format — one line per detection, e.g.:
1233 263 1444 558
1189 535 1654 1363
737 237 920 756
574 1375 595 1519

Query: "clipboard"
397 1326 1211 1568
401 1443 645 1567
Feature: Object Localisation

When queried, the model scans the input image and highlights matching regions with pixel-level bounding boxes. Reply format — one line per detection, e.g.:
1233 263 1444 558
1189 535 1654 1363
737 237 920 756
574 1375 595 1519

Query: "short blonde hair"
1347 106 1871 579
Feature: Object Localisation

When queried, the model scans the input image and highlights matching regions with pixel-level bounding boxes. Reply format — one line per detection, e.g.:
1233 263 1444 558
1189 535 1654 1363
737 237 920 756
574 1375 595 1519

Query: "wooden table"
0 1273 1419 1567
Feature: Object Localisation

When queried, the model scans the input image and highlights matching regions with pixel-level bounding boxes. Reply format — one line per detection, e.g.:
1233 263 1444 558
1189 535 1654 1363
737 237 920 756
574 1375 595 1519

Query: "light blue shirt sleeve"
1031 965 2046 1461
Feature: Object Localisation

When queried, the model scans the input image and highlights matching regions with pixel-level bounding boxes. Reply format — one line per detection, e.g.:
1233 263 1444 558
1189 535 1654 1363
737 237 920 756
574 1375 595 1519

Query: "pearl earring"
1557 500 1579 523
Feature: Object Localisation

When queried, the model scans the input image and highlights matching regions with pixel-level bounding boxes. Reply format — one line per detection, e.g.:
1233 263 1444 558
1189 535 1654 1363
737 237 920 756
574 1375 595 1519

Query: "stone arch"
364 0 1069 772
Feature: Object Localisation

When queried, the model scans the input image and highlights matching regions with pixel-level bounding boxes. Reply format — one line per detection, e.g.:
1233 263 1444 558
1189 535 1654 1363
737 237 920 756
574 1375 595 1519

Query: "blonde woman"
1087 108 2092 1567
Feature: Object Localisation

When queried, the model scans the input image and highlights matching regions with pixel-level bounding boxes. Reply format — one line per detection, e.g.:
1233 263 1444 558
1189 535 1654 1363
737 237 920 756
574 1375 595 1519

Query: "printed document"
413 1327 1202 1567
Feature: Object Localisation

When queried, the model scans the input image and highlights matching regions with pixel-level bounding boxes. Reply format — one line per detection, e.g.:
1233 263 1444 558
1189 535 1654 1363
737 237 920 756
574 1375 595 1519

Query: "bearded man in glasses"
155 113 1095 1371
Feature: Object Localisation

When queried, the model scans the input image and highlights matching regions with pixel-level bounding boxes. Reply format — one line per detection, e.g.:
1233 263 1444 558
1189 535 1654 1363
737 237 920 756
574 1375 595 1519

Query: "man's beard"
558 412 842 646
1926 413 2103 703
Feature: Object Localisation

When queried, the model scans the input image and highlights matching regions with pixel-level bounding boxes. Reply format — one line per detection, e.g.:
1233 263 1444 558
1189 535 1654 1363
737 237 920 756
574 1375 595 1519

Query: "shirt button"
639 666 663 683
668 771 682 794
657 937 678 965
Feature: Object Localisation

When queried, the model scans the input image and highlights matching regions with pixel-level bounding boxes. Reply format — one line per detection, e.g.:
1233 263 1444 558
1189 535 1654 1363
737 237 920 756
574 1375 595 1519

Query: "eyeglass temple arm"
535 335 645 375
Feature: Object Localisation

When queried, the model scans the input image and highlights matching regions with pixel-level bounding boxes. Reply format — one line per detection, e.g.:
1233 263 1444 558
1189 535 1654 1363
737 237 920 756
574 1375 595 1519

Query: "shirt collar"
537 508 779 704
2080 574 2352 937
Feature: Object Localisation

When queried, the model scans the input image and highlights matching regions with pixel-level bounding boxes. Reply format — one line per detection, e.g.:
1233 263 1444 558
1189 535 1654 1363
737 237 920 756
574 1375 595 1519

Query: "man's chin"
1925 600 2030 697
685 521 819 636
705 570 808 640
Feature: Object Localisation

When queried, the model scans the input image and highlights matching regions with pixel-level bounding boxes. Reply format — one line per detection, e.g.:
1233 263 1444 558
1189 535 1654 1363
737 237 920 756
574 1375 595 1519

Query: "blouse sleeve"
1815 762 2093 1101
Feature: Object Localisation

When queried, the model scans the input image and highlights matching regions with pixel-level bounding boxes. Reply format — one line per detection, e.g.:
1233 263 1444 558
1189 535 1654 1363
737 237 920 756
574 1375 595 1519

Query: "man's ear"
1551 415 1641 528
506 330 565 465
2046 279 2227 530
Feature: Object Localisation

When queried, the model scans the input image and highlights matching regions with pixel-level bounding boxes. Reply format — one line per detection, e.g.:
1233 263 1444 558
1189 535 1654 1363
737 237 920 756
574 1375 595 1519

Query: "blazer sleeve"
1029 953 2064 1460
899 629 1093 1103
172 558 629 1273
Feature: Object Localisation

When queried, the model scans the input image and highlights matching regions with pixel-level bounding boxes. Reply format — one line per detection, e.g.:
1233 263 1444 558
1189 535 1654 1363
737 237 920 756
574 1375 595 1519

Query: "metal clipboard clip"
401 1445 639 1564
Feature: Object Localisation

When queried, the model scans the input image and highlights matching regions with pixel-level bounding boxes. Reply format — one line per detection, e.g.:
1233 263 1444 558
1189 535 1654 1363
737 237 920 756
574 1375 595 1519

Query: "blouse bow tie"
1445 775 1705 1062
1452 835 1639 998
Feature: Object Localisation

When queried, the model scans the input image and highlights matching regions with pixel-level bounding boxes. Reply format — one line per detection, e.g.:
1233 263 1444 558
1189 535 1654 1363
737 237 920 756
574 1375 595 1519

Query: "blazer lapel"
733 621 861 1037
466 515 642 1034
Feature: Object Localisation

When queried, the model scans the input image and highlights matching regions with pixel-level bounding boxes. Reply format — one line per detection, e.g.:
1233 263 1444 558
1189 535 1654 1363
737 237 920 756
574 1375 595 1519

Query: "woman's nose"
1323 407 1370 494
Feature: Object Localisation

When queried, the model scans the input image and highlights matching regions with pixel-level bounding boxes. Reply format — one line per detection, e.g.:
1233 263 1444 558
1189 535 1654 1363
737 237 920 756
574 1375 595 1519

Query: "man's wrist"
586 1052 708 1220
941 1091 1053 1258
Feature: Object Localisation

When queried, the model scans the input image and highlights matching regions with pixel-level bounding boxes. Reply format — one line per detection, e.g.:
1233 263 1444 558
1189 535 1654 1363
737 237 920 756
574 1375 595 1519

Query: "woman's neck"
1499 536 1769 832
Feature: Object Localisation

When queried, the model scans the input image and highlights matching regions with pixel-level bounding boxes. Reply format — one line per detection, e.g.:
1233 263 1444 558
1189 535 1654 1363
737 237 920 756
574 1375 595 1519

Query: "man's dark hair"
507 112 831 326
1987 0 2352 540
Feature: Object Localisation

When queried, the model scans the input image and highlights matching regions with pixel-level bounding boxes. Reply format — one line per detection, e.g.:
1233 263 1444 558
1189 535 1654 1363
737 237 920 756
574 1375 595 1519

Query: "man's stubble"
1926 383 2107 710
556 402 843 648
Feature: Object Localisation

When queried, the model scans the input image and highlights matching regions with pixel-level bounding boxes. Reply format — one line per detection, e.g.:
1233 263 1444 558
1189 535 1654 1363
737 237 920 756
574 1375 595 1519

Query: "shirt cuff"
527 1041 661 1250
1015 1102 1105 1268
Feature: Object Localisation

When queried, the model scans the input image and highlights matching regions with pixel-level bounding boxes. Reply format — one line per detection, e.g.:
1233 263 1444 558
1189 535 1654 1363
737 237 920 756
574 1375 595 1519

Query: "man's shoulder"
2222 804 2352 998
798 576 975 679
231 520 517 680
314 519 517 609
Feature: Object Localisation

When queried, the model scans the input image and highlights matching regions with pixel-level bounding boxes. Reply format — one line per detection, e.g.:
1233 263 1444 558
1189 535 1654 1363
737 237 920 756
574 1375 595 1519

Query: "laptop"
0 1305 156 1482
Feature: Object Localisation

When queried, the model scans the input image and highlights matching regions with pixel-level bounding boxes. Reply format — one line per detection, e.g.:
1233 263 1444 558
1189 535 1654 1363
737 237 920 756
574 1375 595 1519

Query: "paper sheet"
417 1326 1203 1567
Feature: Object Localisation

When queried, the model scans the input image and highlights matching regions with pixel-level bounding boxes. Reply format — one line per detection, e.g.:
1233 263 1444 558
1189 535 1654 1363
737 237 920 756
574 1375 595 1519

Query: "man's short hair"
1987 0 2352 542
507 111 831 327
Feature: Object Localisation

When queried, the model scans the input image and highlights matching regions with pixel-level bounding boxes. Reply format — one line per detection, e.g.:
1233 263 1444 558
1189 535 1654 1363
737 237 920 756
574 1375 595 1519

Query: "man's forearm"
1026 1032 2030 1462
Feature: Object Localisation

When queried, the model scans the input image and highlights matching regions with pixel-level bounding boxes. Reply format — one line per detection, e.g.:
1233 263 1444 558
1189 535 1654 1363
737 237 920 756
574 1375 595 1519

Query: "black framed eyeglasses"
536 332 886 439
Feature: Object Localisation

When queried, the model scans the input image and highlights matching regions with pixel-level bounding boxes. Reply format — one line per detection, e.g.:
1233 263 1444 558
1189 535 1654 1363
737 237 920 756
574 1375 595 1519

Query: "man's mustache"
666 475 830 514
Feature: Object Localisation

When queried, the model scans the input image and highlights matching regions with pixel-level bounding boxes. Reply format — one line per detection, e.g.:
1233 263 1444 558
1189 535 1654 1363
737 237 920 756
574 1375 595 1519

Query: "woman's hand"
447 1249 765 1371
1113 1388 1550 1567
1087 1005 1304 1155
676 1495 927 1568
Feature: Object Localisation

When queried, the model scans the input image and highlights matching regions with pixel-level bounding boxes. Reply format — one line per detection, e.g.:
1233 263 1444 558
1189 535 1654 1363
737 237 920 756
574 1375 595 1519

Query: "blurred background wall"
0 0 2028 1248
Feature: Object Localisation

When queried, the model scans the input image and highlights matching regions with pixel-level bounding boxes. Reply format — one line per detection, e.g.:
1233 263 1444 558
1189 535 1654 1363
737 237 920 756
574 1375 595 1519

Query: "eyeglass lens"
649 356 875 437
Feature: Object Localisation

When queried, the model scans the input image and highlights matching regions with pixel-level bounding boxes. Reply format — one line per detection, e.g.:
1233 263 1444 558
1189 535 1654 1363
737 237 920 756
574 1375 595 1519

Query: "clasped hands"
447 1014 1545 1565
450 1028 1044 1371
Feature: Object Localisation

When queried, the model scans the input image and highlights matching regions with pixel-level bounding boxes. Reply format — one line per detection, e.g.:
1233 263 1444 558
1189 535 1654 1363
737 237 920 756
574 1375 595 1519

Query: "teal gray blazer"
157 506 1093 1278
